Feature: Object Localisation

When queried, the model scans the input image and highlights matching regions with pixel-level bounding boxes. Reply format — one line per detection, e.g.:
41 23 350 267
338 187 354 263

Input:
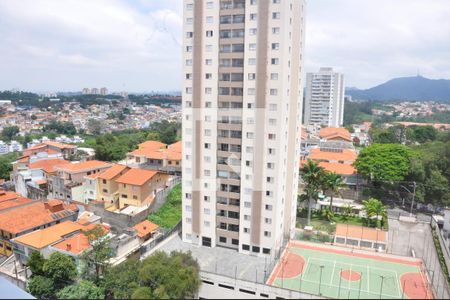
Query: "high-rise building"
91 88 99 95
82 88 91 95
182 0 306 256
100 87 108 96
304 67 345 127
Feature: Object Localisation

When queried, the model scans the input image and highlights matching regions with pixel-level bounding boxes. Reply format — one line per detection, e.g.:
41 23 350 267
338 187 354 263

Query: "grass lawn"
148 184 181 230
297 209 387 234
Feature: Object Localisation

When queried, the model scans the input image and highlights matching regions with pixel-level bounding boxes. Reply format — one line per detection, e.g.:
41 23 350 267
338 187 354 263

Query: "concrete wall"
198 271 323 299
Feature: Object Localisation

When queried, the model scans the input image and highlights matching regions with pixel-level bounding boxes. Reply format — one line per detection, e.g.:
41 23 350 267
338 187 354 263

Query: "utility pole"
410 181 416 217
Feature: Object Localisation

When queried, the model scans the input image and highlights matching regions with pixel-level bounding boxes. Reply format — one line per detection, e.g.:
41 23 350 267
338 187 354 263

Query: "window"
248 73 256 80
205 59 212 65
248 88 256 95
250 0 257 4
205 44 213 52
186 217 192 224
265 204 273 211
268 133 276 140
206 16 213 23
219 236 227 243
250 13 257 20
265 218 272 224
244 228 250 233
206 30 213 37
232 239 239 245
271 58 279 65
249 28 257 36
186 3 193 10
205 73 212 79
272 43 279 50
264 231 271 237
204 221 210 227
242 244 250 251
185 87 192 94
271 73 279 80
185 59 193 66
186 18 193 24
262 248 271 255
272 27 280 34
270 89 278 95
186 46 192 52
186 73 192 80
205 87 212 94
272 12 280 19
269 103 277 111
206 1 214 8
248 58 256 65
252 246 260 253
267 162 274 169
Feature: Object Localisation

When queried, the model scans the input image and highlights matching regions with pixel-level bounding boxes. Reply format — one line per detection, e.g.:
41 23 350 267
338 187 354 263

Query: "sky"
0 0 449 93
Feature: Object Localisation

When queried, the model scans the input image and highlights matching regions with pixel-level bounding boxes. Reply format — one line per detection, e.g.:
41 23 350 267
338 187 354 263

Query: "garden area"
148 184 181 230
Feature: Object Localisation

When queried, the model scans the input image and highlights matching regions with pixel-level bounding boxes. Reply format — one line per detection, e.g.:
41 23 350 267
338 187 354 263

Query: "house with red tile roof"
127 140 182 174
23 141 76 160
133 220 159 241
0 200 78 256
115 168 169 209
48 160 112 202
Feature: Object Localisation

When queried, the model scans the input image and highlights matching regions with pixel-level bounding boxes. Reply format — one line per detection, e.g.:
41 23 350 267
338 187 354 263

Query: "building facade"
304 67 345 127
182 0 306 256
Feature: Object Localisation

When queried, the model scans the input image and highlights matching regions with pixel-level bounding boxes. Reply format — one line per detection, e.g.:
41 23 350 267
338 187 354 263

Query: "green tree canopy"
43 252 77 289
1 126 20 141
27 251 46 276
27 275 55 299
354 144 413 182
56 280 105 300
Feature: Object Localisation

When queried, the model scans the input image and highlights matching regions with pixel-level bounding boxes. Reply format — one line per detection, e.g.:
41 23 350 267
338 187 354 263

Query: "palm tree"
341 204 354 222
323 172 347 211
362 198 387 228
321 207 334 222
300 160 325 226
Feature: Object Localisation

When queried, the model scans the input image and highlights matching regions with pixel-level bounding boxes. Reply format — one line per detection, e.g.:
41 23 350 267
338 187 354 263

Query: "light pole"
379 275 385 299
319 265 324 296
400 182 416 217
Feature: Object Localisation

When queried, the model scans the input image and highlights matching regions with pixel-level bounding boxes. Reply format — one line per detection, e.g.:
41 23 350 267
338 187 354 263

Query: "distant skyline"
0 0 449 92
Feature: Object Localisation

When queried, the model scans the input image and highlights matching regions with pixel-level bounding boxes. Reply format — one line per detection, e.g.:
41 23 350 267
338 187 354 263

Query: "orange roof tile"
308 148 357 162
115 168 158 186
318 162 356 175
138 141 166 151
13 221 82 250
29 159 70 173
98 164 129 180
0 198 33 212
133 220 159 238
319 127 352 141
0 190 20 203
335 224 387 242
43 141 77 149
168 141 182 152
130 148 166 160
53 233 90 255
0 201 78 235
57 160 111 173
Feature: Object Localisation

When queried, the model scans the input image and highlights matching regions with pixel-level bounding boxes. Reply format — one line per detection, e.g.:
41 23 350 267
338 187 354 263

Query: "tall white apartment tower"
182 0 306 256
304 67 345 127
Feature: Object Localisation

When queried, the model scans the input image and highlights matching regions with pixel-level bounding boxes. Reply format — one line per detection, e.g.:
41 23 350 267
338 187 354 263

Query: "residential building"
100 87 108 96
304 67 345 127
0 141 8 154
182 0 306 255
23 141 77 160
133 220 159 242
127 140 182 174
0 190 33 212
96 164 130 205
0 200 78 256
49 160 112 202
115 168 169 209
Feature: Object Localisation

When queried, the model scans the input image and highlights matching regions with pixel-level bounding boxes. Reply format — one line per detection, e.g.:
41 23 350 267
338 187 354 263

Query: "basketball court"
267 241 433 299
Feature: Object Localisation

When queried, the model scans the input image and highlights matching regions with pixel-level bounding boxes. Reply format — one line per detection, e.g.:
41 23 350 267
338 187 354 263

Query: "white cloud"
0 0 448 91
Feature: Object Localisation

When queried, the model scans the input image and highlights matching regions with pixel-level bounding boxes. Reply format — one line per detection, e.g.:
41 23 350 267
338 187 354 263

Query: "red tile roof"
0 201 78 235
0 190 33 212
53 233 90 255
319 127 352 142
98 164 129 180
115 168 159 186
133 220 159 238
318 162 356 175
308 148 357 163
138 141 166 151
29 159 70 173
43 141 77 149
57 160 111 173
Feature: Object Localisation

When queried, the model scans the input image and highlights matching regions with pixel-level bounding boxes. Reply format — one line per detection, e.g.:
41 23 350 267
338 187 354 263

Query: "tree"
27 275 55 299
321 208 334 222
0 152 19 180
1 126 19 141
300 160 326 226
139 251 200 299
87 119 104 135
56 280 104 299
101 259 140 299
322 172 346 211
362 198 387 228
341 204 354 221
27 251 46 276
354 144 412 183
81 225 111 282
411 125 437 143
131 287 153 299
43 252 77 289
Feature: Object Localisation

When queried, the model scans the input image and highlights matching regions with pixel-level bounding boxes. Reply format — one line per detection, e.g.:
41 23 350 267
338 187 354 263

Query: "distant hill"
346 76 450 102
